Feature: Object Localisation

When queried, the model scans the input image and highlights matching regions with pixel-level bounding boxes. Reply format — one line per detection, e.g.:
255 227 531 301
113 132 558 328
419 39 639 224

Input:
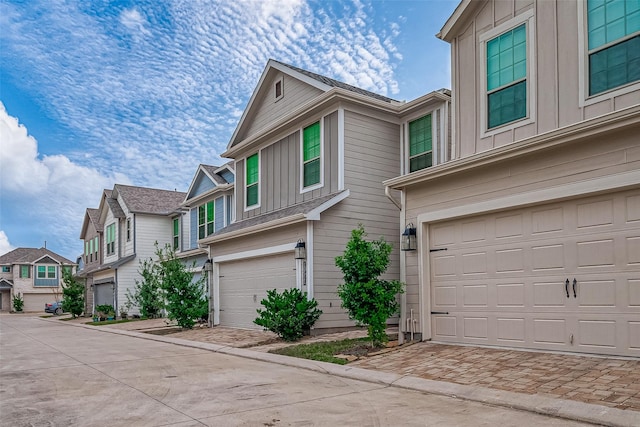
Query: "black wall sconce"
294 239 306 260
401 224 417 251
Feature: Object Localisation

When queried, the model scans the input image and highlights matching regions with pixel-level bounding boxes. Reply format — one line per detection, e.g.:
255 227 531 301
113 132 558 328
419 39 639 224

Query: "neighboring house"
200 59 451 332
172 163 235 313
384 0 640 357
0 247 76 312
77 184 186 315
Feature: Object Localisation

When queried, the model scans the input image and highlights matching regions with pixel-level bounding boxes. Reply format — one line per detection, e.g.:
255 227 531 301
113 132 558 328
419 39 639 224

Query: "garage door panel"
219 253 296 329
23 293 57 312
429 188 640 356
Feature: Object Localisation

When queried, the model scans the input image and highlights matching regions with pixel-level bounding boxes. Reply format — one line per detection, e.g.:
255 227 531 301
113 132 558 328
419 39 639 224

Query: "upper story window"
2 266 10 273
106 223 116 255
20 265 30 278
275 77 284 101
245 153 260 209
198 201 214 239
480 10 535 136
409 114 433 172
126 218 131 241
37 265 56 279
173 218 180 250
85 241 89 263
89 238 94 262
587 0 640 95
94 236 98 259
302 122 322 190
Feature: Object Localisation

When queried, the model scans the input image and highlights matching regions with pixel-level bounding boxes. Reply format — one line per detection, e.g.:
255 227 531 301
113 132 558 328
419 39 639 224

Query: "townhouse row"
77 0 639 358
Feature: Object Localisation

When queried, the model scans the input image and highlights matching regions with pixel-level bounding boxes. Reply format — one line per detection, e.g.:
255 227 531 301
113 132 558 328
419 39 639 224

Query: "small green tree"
12 293 24 312
157 244 208 329
335 225 403 346
254 288 322 341
127 253 164 319
61 269 84 318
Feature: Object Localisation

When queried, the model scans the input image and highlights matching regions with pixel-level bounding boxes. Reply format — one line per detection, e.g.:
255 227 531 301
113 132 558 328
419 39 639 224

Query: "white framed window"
300 120 323 193
106 223 116 255
173 217 180 250
126 218 131 241
244 152 260 211
578 0 640 106
198 201 214 239
274 77 284 101
479 10 536 137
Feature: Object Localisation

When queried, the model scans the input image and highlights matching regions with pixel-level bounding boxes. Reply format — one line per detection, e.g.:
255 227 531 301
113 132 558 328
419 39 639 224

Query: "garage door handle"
565 279 570 298
573 278 577 298
431 311 449 315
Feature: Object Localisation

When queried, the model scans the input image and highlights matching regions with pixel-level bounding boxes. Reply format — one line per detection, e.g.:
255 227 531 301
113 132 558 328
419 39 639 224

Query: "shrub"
335 225 403 346
61 269 84 318
254 288 322 341
95 304 115 319
126 253 164 319
12 293 24 312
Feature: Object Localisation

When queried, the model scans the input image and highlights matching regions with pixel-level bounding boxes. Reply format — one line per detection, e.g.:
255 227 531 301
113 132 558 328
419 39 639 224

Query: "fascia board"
199 214 307 245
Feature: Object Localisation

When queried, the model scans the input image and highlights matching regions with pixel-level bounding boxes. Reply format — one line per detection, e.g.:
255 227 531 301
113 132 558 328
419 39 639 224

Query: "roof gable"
437 0 485 42
183 164 235 205
227 59 399 150
0 247 75 265
80 208 102 238
114 184 186 216
185 167 217 201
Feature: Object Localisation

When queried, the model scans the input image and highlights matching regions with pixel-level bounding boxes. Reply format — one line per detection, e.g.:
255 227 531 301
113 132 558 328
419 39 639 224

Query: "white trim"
577 1 640 107
300 118 324 194
243 151 261 212
306 221 314 302
417 169 640 225
306 189 350 220
213 261 220 325
479 10 536 138
399 122 405 175
399 190 407 343
338 108 345 191
211 242 296 263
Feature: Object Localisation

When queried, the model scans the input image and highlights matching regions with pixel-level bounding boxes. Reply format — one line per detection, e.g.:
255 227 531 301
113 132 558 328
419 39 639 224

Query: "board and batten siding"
238 72 324 141
401 124 640 332
236 111 340 221
452 0 640 159
312 110 402 330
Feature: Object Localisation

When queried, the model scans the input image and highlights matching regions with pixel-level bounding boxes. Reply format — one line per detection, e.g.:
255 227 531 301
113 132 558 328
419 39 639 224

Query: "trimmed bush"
254 288 322 341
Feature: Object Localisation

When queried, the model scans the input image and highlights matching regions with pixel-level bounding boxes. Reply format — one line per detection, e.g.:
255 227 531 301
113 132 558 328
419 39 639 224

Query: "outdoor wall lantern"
401 224 417 251
294 239 306 260
202 259 213 272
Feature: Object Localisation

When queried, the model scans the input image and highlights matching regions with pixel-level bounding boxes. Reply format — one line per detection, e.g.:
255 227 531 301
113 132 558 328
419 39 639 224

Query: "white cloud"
119 8 151 38
0 231 14 256
0 103 126 259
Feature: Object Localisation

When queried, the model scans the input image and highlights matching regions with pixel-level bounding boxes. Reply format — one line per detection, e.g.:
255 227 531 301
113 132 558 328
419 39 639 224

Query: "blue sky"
0 0 459 260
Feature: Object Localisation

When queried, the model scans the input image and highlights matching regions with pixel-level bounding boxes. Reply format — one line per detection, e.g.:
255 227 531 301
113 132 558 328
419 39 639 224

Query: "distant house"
384 0 640 357
0 247 76 312
199 59 451 332
77 184 185 315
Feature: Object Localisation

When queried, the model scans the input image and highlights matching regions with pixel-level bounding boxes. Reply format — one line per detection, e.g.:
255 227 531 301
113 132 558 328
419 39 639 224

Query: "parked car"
45 301 64 315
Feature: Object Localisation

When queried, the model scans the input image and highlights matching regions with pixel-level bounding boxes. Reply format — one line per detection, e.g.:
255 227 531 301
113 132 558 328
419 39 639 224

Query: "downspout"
385 186 402 210
385 184 405 345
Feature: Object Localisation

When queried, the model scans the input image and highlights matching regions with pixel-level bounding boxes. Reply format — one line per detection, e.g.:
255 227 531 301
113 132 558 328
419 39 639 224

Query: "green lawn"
270 337 380 365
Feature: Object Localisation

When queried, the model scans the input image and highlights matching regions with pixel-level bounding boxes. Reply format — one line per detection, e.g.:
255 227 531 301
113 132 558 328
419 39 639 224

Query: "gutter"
199 214 307 245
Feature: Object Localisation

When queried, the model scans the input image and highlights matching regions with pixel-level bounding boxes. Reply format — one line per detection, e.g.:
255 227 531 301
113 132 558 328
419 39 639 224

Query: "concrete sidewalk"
51 316 639 427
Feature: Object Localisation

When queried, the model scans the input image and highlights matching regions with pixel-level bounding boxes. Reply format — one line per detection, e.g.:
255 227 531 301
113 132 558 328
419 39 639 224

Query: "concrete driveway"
0 315 588 427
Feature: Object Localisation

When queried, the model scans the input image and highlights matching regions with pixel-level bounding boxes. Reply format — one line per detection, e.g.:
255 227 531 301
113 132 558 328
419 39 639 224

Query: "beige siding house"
201 59 451 332
385 0 640 357
0 248 75 312
78 185 185 315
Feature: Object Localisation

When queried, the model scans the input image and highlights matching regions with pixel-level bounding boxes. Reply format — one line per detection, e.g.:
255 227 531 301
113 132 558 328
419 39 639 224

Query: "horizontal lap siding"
403 125 640 332
312 111 401 330
240 73 324 141
210 223 306 259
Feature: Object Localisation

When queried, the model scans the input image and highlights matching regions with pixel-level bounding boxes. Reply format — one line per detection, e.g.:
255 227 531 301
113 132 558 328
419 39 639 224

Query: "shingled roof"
0 247 75 265
272 60 399 104
86 208 102 231
114 184 186 215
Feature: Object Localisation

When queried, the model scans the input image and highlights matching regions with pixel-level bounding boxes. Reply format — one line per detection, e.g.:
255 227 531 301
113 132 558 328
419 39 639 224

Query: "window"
47 266 56 278
486 23 527 129
587 0 640 95
275 78 283 100
37 266 46 278
198 201 214 239
85 241 90 262
94 236 99 259
245 153 259 208
106 223 116 255
2 266 10 273
126 218 131 241
408 115 433 172
302 122 321 189
20 265 30 278
89 238 94 262
173 218 180 250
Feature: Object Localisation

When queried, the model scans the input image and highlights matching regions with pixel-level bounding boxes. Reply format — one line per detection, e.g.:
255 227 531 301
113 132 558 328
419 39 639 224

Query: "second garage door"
23 293 58 312
219 253 297 329
428 189 640 357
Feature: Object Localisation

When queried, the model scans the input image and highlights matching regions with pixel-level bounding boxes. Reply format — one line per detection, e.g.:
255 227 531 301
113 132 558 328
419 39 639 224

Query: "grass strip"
270 337 374 365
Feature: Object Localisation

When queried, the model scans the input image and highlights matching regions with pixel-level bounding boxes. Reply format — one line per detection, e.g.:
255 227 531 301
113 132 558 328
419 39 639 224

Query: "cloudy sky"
0 0 458 260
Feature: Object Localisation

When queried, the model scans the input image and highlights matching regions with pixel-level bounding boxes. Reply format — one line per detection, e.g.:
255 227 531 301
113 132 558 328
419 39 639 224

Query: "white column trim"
338 108 345 191
211 242 296 263
306 221 314 301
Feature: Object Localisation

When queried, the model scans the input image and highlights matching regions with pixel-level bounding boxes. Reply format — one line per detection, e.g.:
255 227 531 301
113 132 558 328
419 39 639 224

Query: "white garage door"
429 189 640 357
219 253 297 329
24 293 59 312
